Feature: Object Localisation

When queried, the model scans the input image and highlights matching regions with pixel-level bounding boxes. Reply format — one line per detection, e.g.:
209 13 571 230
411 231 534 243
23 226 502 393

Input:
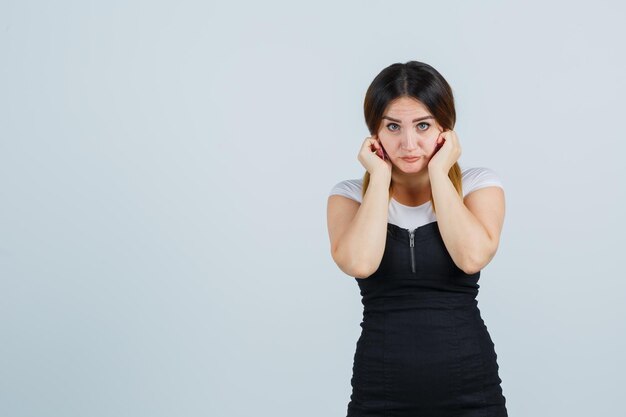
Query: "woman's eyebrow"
382 115 434 123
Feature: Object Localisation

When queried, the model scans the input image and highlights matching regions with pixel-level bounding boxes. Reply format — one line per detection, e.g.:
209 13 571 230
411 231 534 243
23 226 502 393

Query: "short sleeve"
461 167 504 197
328 178 363 203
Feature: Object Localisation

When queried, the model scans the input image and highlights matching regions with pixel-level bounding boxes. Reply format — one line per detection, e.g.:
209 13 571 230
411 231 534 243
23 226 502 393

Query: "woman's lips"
401 157 421 162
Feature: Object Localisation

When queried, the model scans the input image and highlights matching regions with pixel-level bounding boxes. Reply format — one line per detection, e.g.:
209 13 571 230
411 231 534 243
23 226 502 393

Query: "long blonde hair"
360 61 463 214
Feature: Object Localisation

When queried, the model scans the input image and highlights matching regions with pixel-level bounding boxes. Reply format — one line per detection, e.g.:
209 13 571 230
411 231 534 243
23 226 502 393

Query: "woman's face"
377 96 443 173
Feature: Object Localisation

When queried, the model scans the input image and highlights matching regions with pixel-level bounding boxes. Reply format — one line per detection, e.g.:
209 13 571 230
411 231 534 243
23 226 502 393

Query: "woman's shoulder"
328 178 363 203
460 165 504 196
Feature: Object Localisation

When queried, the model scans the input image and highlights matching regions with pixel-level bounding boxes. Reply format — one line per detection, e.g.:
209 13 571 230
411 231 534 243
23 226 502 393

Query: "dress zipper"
408 228 416 273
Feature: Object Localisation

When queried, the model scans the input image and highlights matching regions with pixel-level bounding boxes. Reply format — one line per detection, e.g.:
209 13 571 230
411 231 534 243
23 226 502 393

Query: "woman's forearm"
428 169 494 274
335 172 391 278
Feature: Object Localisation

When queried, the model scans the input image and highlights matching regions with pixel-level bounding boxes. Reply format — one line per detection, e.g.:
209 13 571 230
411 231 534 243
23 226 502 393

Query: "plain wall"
1 0 625 416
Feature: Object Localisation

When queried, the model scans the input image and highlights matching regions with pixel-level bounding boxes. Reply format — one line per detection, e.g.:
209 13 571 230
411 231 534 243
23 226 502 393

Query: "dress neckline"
387 221 438 241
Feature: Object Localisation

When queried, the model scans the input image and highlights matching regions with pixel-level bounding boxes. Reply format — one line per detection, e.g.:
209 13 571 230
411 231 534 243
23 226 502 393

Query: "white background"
1 1 624 416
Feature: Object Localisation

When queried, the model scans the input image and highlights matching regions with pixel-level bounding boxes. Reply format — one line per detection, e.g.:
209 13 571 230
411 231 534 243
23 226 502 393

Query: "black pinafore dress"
346 221 508 416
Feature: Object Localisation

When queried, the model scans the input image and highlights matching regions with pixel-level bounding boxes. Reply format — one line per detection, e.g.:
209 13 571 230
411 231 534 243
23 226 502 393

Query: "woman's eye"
387 123 399 131
386 122 430 132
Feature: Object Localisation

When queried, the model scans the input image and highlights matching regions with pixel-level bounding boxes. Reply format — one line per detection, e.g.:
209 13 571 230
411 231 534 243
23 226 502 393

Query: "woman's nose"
401 132 421 150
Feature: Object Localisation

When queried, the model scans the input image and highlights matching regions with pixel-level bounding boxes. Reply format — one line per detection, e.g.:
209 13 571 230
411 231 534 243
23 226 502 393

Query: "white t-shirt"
328 166 504 230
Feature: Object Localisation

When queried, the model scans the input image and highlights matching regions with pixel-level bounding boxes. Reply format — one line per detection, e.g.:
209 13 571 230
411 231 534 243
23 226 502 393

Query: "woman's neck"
390 168 432 206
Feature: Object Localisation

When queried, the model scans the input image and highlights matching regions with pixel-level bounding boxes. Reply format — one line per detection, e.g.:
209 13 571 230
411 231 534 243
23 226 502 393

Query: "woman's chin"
393 162 426 174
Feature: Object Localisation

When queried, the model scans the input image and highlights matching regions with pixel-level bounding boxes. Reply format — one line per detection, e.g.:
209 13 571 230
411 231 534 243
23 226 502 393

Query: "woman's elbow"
462 245 498 275
331 249 372 278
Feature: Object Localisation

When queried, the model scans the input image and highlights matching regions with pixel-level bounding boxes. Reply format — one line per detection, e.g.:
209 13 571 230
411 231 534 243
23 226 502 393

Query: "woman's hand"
428 129 462 174
358 134 392 177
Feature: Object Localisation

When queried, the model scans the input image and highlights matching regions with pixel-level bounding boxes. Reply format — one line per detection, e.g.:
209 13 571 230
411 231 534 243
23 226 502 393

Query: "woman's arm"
429 169 506 274
328 172 391 278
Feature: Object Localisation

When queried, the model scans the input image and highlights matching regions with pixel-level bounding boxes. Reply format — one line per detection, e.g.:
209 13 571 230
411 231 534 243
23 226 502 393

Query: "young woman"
327 61 508 416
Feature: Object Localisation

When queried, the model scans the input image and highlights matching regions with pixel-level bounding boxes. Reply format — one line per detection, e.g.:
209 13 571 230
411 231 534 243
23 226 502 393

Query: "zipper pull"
408 229 416 273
